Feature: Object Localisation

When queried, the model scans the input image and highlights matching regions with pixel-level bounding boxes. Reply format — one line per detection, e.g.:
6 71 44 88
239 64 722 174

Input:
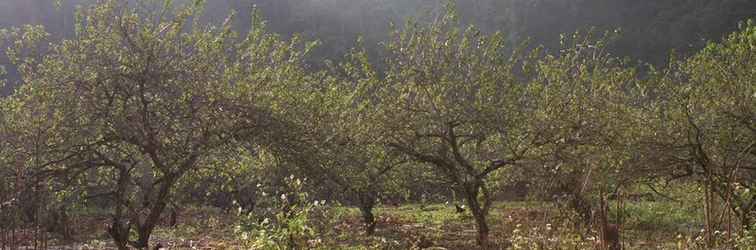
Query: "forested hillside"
2 0 755 95
1 1 754 249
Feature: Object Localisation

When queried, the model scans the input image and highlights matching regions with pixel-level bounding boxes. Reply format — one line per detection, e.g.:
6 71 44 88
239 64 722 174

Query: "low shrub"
235 176 339 249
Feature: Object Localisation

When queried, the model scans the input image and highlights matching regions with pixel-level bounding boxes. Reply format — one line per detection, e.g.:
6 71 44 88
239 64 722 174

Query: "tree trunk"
169 207 178 227
138 161 154 208
133 176 176 250
108 218 130 250
110 168 131 250
47 205 73 242
108 168 177 250
471 207 490 247
570 193 593 226
464 184 489 247
360 205 376 235
114 241 129 250
359 191 378 235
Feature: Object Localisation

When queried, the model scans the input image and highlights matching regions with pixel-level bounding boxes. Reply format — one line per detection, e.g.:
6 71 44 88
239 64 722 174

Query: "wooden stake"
704 180 712 247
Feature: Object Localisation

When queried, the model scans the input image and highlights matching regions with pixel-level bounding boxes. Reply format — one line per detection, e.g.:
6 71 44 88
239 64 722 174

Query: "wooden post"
598 188 620 250
704 179 712 248
617 188 624 250
1 183 5 250
727 188 732 244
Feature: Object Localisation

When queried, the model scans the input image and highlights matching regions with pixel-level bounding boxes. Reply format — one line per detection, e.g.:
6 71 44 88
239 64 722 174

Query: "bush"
235 176 338 249
735 223 756 250
509 222 593 249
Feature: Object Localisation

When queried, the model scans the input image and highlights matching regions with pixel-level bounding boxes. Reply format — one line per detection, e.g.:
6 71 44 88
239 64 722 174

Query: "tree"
312 131 405 236
344 5 543 245
640 21 756 229
309 51 410 235
0 0 313 248
524 30 642 226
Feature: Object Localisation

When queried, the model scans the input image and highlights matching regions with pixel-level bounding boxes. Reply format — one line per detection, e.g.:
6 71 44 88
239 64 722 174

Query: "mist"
2 0 755 96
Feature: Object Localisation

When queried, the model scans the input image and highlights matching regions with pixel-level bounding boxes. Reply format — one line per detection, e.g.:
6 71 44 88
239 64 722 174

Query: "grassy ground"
321 201 703 249
12 200 741 249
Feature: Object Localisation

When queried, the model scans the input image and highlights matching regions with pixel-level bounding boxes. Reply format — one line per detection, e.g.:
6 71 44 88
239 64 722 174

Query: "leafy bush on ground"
235 176 341 249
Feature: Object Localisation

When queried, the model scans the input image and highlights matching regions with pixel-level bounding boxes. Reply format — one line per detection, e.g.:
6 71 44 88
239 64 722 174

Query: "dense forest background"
2 0 755 96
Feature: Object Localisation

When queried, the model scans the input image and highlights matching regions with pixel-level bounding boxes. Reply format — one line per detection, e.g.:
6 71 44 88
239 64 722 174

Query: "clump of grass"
618 201 701 233
508 221 594 249
378 203 466 227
